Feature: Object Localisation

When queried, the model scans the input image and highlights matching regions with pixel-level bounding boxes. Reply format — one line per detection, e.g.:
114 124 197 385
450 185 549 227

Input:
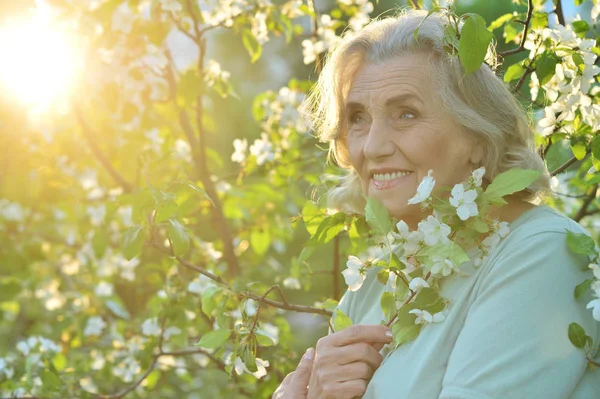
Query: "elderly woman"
274 8 599 399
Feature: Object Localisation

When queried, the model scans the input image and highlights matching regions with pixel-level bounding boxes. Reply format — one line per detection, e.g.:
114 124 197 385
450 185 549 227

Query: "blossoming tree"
0 0 599 397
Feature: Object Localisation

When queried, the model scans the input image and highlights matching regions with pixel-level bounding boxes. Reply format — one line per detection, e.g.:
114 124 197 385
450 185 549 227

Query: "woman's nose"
363 119 395 160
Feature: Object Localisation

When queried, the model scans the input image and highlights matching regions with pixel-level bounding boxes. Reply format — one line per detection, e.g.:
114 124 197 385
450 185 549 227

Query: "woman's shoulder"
502 204 591 244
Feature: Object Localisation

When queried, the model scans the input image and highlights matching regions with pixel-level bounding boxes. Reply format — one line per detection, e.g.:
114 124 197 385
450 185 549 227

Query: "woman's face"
345 52 483 227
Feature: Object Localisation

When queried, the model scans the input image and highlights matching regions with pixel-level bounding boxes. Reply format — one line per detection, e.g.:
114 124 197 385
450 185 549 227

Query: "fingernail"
385 329 393 338
305 347 315 360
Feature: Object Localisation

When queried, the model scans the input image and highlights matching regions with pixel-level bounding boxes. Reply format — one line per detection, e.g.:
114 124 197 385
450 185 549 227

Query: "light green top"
335 205 600 399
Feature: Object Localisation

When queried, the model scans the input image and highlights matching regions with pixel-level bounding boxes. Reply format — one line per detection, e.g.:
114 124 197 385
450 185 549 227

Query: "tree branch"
73 106 133 193
573 185 598 222
151 242 332 317
307 0 323 75
498 0 533 58
554 0 565 26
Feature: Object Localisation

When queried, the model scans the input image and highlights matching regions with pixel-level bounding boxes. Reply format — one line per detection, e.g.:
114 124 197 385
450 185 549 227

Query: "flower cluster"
526 24 600 137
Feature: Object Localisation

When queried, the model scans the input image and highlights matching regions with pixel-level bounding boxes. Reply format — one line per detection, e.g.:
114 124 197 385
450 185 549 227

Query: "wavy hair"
301 8 551 213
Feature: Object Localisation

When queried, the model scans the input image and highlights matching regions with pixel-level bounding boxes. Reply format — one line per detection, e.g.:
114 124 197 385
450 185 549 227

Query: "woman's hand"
272 347 315 399
306 325 392 399
272 325 392 399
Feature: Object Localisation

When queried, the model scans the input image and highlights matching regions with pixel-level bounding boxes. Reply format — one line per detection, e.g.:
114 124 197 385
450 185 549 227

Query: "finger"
328 342 384 371
330 325 392 347
288 347 315 393
330 361 375 382
320 379 368 399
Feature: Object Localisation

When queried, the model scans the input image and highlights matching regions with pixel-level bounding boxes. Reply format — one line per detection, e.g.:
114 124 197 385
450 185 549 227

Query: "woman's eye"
393 110 416 120
348 111 367 125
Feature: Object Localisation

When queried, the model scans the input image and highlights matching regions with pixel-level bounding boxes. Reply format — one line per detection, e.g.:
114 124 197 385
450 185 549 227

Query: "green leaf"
488 13 513 31
395 279 410 301
574 279 594 300
121 226 145 261
572 53 585 68
250 229 270 256
483 169 541 203
333 308 353 332
566 231 596 256
536 51 558 86
377 268 390 285
302 201 324 235
155 199 179 223
197 329 231 349
167 219 190 256
256 330 276 346
574 0 584 5
570 136 587 160
459 14 494 75
201 286 221 316
298 246 316 263
412 287 446 314
242 30 262 63
52 353 67 372
40 369 60 391
472 218 489 233
307 212 346 246
92 229 109 258
568 322 587 349
392 321 421 348
591 136 600 172
572 20 589 36
504 63 525 82
380 292 396 321
365 197 393 236
0 278 21 302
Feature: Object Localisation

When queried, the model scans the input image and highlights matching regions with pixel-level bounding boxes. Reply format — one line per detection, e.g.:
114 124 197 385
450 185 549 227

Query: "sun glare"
0 13 82 110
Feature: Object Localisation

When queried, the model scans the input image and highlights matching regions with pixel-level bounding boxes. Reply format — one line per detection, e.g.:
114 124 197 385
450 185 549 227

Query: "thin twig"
550 155 583 177
73 106 133 193
498 0 533 58
333 236 341 300
409 0 421 10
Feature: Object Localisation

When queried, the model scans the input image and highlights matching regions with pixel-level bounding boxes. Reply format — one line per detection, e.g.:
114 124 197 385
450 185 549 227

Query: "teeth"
372 171 412 181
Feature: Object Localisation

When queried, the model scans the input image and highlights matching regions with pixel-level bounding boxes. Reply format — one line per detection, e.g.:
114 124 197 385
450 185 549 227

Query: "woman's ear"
469 142 485 167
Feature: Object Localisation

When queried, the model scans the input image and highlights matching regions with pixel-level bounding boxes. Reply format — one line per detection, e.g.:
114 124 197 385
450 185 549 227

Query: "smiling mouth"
371 171 413 190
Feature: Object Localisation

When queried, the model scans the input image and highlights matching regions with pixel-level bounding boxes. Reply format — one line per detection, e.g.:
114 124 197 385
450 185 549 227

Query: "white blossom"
245 299 258 317
231 138 248 163
95 281 114 297
482 221 511 249
141 317 161 337
159 0 182 13
90 350 106 370
0 358 14 379
408 309 445 325
232 356 270 379
111 4 135 34
589 264 600 280
84 316 107 337
418 215 451 247
449 184 479 221
187 274 216 294
79 377 99 394
408 277 429 292
471 167 485 187
164 327 182 339
249 133 275 165
587 297 600 321
113 356 140 383
0 201 25 221
342 255 366 291
430 257 456 277
283 277 301 290
408 170 435 205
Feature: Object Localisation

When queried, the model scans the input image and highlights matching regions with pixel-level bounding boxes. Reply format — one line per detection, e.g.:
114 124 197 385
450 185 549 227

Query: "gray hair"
301 8 551 213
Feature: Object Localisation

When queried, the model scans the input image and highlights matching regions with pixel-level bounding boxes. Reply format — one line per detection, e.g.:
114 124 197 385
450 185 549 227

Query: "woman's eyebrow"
345 93 423 111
